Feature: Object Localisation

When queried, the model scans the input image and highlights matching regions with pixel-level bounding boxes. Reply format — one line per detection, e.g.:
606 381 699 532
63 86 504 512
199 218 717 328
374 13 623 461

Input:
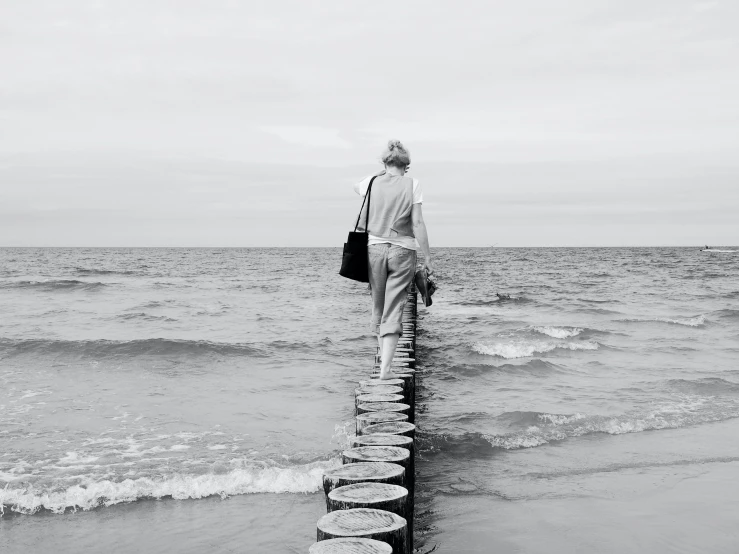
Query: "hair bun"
380 139 411 168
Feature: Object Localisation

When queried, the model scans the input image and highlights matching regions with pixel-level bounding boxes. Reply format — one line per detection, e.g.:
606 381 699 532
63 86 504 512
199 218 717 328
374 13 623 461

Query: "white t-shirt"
353 175 423 251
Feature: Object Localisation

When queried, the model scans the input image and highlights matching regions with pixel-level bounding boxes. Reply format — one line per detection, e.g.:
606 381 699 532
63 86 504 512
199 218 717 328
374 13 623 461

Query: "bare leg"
377 334 383 362
379 333 401 380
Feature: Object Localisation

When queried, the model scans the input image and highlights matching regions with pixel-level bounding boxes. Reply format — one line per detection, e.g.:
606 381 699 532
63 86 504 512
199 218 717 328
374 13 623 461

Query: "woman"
353 140 434 380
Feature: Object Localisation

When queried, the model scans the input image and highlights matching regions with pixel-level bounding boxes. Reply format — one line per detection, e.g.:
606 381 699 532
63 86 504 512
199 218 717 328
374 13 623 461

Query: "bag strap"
353 175 378 232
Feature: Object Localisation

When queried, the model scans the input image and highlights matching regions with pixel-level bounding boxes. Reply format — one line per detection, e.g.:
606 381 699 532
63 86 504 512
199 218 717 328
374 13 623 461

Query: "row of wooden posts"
309 286 420 554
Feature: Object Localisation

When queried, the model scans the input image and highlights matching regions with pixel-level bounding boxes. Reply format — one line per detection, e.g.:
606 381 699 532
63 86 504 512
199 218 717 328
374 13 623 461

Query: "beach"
2 247 738 553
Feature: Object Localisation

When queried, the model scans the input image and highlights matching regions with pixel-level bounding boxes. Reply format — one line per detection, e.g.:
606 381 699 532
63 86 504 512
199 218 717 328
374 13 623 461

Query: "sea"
1 247 738 553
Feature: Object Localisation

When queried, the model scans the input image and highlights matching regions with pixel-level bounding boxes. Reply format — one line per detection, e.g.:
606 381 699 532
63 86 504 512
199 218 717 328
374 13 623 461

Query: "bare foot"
378 370 400 380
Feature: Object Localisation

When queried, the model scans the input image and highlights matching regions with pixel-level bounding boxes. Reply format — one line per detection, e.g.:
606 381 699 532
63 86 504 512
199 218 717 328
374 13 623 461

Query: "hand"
423 259 435 276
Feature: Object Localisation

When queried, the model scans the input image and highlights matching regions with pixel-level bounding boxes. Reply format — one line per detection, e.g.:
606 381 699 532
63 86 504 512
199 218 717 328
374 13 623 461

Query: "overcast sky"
1 0 737 246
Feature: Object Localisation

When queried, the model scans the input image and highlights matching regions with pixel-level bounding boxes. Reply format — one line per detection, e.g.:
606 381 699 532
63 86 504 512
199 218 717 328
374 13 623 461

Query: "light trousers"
368 244 417 336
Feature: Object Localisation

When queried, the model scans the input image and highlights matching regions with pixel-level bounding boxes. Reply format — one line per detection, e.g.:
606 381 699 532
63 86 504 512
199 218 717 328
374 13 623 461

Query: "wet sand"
418 415 739 554
434 460 739 553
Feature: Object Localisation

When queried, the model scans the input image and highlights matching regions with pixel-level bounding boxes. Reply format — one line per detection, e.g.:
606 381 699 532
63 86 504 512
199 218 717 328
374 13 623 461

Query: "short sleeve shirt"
352 175 422 251
353 176 423 204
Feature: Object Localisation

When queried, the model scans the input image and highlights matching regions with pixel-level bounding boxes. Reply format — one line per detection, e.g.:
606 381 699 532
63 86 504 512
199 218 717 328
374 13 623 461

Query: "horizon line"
1 245 732 249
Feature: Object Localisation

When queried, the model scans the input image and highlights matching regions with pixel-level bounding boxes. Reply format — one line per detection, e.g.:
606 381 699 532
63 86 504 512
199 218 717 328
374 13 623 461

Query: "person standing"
352 140 434 379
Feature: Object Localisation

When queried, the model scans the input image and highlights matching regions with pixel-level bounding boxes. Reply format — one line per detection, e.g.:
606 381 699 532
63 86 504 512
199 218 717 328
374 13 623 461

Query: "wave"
114 313 178 323
0 338 268 359
453 296 533 307
0 279 107 291
485 397 739 449
421 397 739 454
131 300 178 309
656 315 706 327
494 410 586 428
572 307 622 315
418 431 497 458
620 315 706 327
666 378 739 396
472 339 599 359
443 359 564 377
74 267 137 276
575 298 618 304
713 309 739 321
0 459 340 515
531 326 583 339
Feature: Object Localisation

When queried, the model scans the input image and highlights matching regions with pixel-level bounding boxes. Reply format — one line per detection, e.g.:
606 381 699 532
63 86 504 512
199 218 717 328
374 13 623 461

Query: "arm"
353 176 369 196
411 203 434 275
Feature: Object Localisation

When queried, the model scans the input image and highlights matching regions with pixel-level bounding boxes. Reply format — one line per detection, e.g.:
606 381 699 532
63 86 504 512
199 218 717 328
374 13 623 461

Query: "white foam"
484 397 739 449
485 432 557 449
0 458 341 515
537 413 586 425
331 420 356 449
622 315 707 327
655 315 706 327
18 390 50 400
532 326 583 339
58 452 100 464
473 340 599 359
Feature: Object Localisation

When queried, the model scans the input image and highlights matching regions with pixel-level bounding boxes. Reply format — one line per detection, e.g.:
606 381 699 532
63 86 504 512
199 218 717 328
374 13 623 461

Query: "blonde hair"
381 139 411 169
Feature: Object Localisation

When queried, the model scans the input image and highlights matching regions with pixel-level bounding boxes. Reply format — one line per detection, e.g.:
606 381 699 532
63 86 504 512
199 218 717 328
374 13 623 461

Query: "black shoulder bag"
339 175 378 282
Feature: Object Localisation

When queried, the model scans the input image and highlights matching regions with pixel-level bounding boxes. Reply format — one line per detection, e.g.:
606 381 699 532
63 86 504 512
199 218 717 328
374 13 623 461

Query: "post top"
309 537 393 554
357 402 410 413
342 445 410 463
363 421 416 435
328 482 408 503
317 508 406 536
355 393 404 403
323 461 404 481
352 434 413 447
356 411 408 424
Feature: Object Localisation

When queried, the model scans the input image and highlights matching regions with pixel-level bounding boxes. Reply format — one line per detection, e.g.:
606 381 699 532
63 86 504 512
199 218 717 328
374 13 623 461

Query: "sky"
1 0 737 246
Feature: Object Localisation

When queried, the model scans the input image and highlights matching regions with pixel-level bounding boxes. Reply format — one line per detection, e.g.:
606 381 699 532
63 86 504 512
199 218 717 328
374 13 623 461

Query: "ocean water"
1 247 738 553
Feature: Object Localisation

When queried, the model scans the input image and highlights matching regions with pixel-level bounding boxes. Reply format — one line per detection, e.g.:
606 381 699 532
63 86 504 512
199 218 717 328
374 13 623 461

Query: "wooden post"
356 402 410 417
328 483 412 554
350 435 416 501
355 385 402 396
356 411 408 435
355 387 403 415
309 537 392 554
323 462 405 498
350 435 415 492
358 379 409 405
362 421 416 440
359 378 404 387
350 435 414 469
313 289 419 554
342 446 411 477
327 483 408 518
352 429 417 549
355 393 403 405
316 508 407 554
369 373 415 421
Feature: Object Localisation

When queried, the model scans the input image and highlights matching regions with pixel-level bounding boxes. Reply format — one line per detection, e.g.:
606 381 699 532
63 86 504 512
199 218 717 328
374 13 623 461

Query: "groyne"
310 286 420 554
